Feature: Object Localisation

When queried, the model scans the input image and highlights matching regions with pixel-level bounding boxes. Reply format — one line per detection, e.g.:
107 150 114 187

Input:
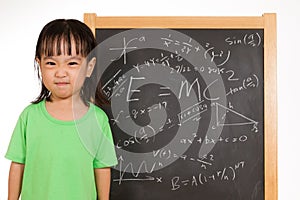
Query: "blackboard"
84 14 277 200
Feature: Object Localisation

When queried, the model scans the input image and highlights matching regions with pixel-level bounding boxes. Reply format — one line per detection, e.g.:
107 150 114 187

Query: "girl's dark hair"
32 19 108 107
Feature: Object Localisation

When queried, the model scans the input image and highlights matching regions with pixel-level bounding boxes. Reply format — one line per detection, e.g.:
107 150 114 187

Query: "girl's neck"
45 96 89 121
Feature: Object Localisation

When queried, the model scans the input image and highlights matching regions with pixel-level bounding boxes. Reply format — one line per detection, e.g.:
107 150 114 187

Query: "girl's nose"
55 65 67 77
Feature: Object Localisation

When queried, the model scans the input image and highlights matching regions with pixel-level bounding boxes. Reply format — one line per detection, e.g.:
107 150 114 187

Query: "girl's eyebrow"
43 56 54 60
66 56 83 61
66 56 82 61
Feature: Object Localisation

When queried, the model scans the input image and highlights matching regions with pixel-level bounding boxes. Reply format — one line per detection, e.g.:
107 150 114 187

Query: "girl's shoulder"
89 103 109 121
22 100 44 114
15 101 44 123
21 101 44 116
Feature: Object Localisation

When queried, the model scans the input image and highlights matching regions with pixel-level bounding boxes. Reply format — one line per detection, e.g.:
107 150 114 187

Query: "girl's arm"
8 162 24 200
94 167 111 200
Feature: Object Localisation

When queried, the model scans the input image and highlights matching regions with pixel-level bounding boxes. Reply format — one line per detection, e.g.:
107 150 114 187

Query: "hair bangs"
41 32 78 57
38 24 91 58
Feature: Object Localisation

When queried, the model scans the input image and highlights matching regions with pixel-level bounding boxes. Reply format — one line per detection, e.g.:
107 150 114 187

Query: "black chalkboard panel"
94 29 264 200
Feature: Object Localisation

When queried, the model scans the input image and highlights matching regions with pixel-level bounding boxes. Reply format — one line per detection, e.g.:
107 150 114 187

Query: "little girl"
5 19 117 200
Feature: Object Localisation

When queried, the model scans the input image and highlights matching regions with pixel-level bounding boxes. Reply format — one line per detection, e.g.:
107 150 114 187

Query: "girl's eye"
45 61 56 66
69 62 79 67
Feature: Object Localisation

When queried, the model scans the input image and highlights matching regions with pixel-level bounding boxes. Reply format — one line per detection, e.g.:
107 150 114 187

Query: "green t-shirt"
5 100 118 200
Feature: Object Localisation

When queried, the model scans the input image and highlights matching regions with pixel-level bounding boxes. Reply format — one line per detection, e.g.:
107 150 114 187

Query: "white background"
0 0 298 199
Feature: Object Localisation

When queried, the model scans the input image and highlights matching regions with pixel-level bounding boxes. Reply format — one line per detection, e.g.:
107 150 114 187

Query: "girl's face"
37 40 95 102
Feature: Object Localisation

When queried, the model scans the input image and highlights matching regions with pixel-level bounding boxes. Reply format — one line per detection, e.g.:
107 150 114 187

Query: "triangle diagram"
216 103 258 126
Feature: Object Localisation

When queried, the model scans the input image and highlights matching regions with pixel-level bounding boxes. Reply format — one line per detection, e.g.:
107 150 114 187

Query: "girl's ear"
86 57 96 78
35 58 41 68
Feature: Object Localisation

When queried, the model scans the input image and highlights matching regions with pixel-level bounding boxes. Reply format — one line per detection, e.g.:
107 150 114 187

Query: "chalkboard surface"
94 28 264 200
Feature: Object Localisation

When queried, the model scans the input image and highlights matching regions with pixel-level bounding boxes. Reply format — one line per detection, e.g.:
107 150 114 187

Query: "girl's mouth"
55 82 69 86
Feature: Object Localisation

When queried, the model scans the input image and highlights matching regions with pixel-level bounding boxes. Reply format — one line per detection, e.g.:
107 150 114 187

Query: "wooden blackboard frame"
84 13 277 200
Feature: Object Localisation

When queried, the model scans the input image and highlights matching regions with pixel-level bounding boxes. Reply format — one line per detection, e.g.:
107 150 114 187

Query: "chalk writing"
171 161 245 190
180 135 248 145
216 103 258 128
110 36 146 64
226 74 259 96
178 101 208 125
114 156 162 184
204 43 231 66
225 32 262 47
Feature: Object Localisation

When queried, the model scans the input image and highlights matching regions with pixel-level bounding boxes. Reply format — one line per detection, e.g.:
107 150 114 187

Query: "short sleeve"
5 114 26 164
93 115 118 168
